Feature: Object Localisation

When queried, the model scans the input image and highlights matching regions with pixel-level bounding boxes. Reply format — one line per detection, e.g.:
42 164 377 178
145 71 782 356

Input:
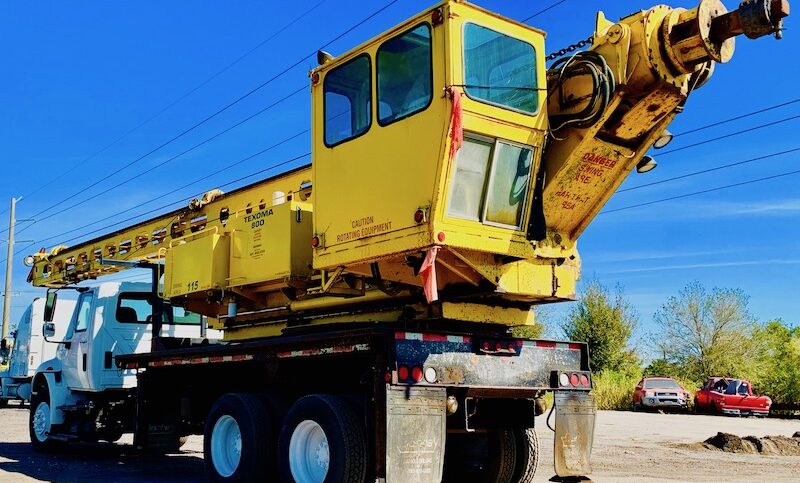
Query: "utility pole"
1 197 17 343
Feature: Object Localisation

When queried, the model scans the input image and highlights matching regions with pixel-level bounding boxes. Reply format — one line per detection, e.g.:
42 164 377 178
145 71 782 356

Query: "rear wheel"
204 393 273 482
278 394 366 483
444 428 538 483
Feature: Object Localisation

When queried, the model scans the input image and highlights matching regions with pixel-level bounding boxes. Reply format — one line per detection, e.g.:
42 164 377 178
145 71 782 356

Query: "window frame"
376 22 434 127
73 292 94 334
461 22 540 117
446 133 535 231
322 53 373 148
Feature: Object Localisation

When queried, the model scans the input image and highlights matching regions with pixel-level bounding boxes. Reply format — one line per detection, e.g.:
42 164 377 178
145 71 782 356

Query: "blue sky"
1 0 798 345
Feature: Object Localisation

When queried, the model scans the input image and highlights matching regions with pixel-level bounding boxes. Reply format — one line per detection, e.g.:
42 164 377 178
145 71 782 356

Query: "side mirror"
44 290 58 322
42 322 56 339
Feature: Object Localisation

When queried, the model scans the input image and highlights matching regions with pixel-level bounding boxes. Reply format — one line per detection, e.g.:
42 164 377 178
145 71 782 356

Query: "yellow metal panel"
441 302 534 326
165 231 229 298
229 202 313 288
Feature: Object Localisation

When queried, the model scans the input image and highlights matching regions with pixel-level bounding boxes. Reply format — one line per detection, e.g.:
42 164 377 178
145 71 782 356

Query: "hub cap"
289 420 329 483
32 401 51 443
211 415 242 477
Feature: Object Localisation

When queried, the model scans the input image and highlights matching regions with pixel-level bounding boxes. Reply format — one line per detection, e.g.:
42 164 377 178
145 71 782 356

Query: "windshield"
463 23 538 114
643 379 680 389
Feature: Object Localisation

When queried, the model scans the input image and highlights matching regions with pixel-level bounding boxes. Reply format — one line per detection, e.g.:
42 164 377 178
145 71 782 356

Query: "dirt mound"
702 432 800 456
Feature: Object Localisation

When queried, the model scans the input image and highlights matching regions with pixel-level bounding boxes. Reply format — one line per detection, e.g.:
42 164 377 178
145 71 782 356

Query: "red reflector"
568 343 582 351
482 341 490 350
507 342 515 351
580 374 589 387
494 342 503 351
570 374 580 386
398 365 409 381
411 366 424 382
536 341 557 349
311 236 320 248
384 371 392 383
414 209 425 223
437 231 446 242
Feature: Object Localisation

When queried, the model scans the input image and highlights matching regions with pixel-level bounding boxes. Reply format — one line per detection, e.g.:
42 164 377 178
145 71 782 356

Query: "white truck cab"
29 281 219 449
0 297 75 406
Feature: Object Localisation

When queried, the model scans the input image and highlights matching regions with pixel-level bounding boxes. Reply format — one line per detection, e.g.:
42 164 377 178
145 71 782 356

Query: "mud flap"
385 386 446 483
554 391 596 478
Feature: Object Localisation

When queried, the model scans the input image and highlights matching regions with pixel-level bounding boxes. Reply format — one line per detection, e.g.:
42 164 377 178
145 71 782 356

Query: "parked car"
694 377 771 416
632 376 690 412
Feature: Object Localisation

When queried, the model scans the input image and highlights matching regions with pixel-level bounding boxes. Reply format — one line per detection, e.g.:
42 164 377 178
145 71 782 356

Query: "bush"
591 370 642 410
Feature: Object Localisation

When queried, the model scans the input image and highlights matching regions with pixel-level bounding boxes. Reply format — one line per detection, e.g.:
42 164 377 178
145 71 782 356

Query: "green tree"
751 319 800 403
562 280 638 374
653 282 756 382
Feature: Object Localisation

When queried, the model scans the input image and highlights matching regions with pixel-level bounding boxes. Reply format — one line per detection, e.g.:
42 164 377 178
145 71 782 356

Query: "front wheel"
29 386 61 452
278 394 367 483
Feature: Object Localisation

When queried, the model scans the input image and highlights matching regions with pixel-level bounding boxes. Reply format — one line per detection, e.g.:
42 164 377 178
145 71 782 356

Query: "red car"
632 377 690 411
694 377 771 416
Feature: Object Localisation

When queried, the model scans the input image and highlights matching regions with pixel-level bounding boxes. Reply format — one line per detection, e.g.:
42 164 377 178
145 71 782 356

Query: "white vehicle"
28 281 218 450
0 297 76 406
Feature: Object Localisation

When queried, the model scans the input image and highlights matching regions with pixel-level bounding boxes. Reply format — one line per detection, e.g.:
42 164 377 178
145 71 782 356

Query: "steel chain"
546 36 593 61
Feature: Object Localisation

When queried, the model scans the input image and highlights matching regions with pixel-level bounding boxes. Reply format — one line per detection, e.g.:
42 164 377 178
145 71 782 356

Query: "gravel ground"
1 403 798 482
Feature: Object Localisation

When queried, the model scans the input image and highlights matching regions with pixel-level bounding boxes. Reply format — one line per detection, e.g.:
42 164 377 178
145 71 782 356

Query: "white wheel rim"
289 420 330 483
32 401 51 443
211 415 242 477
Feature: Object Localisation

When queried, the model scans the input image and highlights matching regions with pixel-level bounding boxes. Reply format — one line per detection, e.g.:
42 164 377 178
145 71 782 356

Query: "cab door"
60 291 94 390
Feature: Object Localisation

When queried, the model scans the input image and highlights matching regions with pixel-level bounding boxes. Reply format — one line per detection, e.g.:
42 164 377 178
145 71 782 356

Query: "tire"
444 429 532 483
278 394 366 483
29 384 61 452
204 393 273 483
511 428 539 483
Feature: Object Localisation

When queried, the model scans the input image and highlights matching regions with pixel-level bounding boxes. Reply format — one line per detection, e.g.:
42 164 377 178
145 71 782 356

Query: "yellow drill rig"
26 0 787 343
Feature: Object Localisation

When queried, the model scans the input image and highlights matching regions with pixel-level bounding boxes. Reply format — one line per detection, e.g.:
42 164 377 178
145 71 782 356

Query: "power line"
522 0 568 22
30 130 311 247
603 166 800 214
674 97 800 137
619 146 800 193
16 85 307 235
18 1 328 204
22 0 399 224
31 152 311 251
658 113 800 156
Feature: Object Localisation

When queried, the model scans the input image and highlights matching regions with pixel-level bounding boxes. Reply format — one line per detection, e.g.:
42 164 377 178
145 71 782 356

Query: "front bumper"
641 396 688 409
720 407 770 416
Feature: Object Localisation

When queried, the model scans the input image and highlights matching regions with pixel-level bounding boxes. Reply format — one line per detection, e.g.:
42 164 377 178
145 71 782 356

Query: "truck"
694 377 773 416
0 297 75 407
27 281 219 446
22 0 789 481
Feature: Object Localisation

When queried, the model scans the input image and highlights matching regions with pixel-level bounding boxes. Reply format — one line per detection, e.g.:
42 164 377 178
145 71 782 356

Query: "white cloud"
603 259 800 275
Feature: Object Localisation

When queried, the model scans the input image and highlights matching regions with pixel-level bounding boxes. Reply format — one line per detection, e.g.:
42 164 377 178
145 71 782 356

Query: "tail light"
411 366 424 383
310 236 320 248
397 365 409 382
552 370 592 390
413 209 426 223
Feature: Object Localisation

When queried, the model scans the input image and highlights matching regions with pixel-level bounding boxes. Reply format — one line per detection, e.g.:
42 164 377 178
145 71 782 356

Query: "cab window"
116 292 202 325
463 23 538 114
377 23 432 125
324 54 371 146
447 136 534 229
